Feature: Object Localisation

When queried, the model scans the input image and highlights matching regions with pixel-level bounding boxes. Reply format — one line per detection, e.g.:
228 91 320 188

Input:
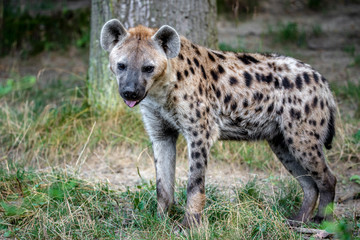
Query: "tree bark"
88 0 217 109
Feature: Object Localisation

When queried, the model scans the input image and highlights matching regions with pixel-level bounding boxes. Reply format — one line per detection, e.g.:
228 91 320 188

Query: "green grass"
270 22 307 47
0 167 303 239
1 56 360 239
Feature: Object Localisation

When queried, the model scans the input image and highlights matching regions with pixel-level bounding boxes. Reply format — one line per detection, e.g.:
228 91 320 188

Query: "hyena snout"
121 87 140 100
119 82 146 108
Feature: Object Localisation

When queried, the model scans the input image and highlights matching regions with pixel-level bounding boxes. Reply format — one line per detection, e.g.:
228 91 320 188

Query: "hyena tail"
324 108 335 150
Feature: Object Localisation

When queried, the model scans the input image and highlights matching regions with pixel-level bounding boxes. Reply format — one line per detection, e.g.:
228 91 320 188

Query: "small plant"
321 219 357 240
0 75 36 97
311 24 323 37
350 174 360 185
270 22 307 47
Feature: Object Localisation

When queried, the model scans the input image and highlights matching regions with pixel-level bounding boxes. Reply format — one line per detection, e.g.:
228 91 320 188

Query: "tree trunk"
88 0 217 109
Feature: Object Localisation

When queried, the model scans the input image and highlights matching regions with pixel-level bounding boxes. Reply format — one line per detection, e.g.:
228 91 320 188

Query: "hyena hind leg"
281 132 337 223
268 133 319 223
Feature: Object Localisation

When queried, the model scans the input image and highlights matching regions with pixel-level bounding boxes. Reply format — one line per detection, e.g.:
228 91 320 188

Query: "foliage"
0 168 304 239
1 3 90 57
271 22 307 47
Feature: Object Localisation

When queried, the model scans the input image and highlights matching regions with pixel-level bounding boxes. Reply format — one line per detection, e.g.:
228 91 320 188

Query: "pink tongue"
125 100 137 108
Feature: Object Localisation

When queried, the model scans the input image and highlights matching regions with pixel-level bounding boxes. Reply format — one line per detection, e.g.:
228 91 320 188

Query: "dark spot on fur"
184 69 189 77
253 92 264 102
320 100 324 109
320 118 325 126
313 72 319 83
224 94 232 104
312 96 318 108
195 177 202 184
206 131 210 139
321 76 327 83
288 138 293 144
311 171 318 176
267 102 274 113
231 102 238 111
193 57 199 67
303 72 310 84
267 103 274 113
274 78 280 88
237 54 259 65
213 51 226 59
196 109 201 118
305 104 310 115
190 67 194 74
290 108 301 120
282 77 293 89
229 76 238 85
255 106 262 112
276 106 284 115
196 161 202 169
208 52 215 62
314 133 320 139
295 75 303 90
194 152 201 159
201 65 207 79
262 73 273 83
201 147 207 159
244 71 252 87
193 131 198 137
215 89 221 98
210 70 218 81
178 53 184 60
187 58 192 65
317 150 322 157
255 73 261 82
198 85 203 95
218 65 225 74
243 99 249 108
177 71 183 81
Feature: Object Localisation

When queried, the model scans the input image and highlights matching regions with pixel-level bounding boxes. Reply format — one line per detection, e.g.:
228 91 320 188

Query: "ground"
0 2 359 238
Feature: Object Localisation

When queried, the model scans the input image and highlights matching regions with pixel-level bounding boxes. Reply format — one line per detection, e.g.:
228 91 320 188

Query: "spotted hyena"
100 19 336 227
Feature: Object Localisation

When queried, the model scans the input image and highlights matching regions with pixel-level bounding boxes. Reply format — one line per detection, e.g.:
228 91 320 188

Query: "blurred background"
0 0 359 238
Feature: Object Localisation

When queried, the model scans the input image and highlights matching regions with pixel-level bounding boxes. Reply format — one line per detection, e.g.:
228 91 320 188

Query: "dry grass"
0 70 359 239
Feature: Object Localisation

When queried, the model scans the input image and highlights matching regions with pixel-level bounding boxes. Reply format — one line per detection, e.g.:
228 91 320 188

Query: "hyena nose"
123 90 139 100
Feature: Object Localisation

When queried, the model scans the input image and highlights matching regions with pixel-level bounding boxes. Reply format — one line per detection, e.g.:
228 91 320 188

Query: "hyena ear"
152 25 180 59
100 19 128 52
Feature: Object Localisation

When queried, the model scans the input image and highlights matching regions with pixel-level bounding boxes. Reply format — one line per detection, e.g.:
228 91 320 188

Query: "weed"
272 22 307 47
0 169 302 239
343 45 356 57
311 24 323 37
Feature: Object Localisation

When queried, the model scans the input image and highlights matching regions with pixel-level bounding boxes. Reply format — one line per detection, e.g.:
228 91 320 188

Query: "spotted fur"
101 20 337 227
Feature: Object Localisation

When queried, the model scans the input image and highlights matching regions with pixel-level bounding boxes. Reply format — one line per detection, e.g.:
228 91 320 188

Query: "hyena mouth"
123 92 148 108
124 100 138 108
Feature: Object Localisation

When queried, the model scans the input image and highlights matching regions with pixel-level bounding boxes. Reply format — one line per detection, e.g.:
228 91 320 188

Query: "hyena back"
100 19 336 227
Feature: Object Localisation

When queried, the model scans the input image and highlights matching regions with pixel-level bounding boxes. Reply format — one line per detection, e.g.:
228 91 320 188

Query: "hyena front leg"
141 107 179 216
182 130 215 228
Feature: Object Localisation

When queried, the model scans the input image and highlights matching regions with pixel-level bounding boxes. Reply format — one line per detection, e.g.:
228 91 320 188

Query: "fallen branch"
292 227 332 239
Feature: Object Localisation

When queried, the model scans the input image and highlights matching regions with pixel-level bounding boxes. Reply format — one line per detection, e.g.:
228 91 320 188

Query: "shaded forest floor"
1 2 360 239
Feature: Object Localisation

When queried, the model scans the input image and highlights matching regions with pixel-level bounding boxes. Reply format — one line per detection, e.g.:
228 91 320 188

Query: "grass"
0 167 302 239
0 57 359 239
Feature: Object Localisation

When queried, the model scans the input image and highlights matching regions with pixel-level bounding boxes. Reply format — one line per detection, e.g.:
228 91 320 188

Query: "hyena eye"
117 63 127 71
142 65 155 73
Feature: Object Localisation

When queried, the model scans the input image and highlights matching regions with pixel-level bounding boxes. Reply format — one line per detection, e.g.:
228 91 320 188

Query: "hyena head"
100 19 181 107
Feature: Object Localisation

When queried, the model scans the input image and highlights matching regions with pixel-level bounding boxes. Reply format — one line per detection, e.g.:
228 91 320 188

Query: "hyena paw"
181 213 202 228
